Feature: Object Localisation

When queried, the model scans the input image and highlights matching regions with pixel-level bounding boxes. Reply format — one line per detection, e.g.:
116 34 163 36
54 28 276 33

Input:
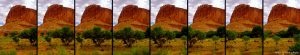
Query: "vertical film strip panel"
188 0 225 55
226 0 263 55
264 0 300 55
38 0 75 54
150 0 188 55
0 0 37 55
113 0 150 55
75 0 112 55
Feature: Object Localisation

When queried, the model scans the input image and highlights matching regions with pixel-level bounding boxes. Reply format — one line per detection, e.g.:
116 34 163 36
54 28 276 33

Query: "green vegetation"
40 26 74 46
114 27 145 47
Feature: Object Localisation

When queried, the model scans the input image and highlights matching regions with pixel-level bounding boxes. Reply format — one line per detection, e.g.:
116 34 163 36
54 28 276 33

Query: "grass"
0 36 36 55
113 47 149 55
38 37 74 55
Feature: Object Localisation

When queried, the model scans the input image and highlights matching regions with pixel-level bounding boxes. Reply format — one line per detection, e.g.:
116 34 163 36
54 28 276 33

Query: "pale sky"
38 0 74 26
263 0 300 25
188 0 224 25
0 0 36 26
226 0 262 25
113 0 149 26
151 0 187 25
75 0 112 26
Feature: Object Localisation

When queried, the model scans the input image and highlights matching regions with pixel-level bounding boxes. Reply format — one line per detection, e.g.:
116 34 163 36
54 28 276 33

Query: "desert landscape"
113 5 150 55
75 4 113 55
188 4 225 55
0 5 37 55
226 4 263 55
264 4 300 55
150 4 187 55
38 4 75 55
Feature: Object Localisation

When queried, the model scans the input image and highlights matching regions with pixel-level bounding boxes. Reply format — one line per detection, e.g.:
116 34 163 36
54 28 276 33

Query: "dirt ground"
151 38 186 55
264 38 296 55
0 36 36 55
188 38 225 55
75 39 112 55
226 38 262 55
38 37 74 55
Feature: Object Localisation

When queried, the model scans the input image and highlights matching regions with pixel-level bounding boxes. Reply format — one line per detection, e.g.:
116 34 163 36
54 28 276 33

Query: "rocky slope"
113 5 149 31
152 4 187 31
38 4 74 33
190 4 225 32
264 4 300 32
76 5 112 32
0 5 36 34
226 4 262 32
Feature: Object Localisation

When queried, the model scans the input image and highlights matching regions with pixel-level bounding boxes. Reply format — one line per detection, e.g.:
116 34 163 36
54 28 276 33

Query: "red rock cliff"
190 4 225 32
264 4 300 32
76 5 112 32
226 4 262 32
38 4 74 32
0 5 36 33
113 5 149 31
152 4 187 31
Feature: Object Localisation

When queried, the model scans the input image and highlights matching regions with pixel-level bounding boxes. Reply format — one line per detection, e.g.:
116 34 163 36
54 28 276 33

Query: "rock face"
76 5 112 32
113 5 149 31
226 4 262 32
0 5 36 34
38 4 74 32
190 4 225 32
264 4 300 32
152 4 187 31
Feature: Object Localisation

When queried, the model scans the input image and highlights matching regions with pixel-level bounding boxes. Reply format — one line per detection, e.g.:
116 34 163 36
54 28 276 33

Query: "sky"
188 0 224 25
113 0 149 26
263 0 300 24
38 0 74 26
0 0 36 26
75 0 112 26
151 0 187 25
226 0 262 25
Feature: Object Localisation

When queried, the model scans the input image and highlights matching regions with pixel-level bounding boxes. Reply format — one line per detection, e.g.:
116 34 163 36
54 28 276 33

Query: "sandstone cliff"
76 5 112 32
264 4 300 32
226 4 262 32
190 4 225 32
113 5 149 31
152 4 187 31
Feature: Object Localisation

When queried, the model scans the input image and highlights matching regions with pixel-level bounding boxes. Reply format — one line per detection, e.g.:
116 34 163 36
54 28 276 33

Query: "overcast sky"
151 0 187 25
263 0 300 24
0 0 36 26
75 0 111 26
113 0 149 26
188 0 224 25
38 0 74 26
226 0 262 25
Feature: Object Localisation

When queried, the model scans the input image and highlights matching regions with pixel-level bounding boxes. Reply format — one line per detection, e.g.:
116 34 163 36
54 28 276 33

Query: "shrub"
19 27 37 46
151 27 167 47
10 31 20 46
226 30 237 41
287 25 299 37
206 31 217 38
114 27 145 47
288 43 300 54
251 26 263 38
216 26 226 38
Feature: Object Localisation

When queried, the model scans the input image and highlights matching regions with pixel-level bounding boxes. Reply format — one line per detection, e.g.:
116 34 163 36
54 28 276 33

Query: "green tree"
251 26 263 38
287 25 299 37
19 27 37 46
59 27 74 46
273 35 281 51
216 26 226 38
226 30 237 41
151 27 166 47
206 31 217 38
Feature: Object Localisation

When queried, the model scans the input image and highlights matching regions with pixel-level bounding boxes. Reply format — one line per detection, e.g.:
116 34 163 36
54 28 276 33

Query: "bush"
251 26 263 38
46 26 74 46
114 27 145 47
81 26 112 46
206 31 217 38
151 27 167 47
288 43 300 54
19 27 37 46
294 34 300 43
226 30 237 41
287 25 299 37
216 26 226 38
